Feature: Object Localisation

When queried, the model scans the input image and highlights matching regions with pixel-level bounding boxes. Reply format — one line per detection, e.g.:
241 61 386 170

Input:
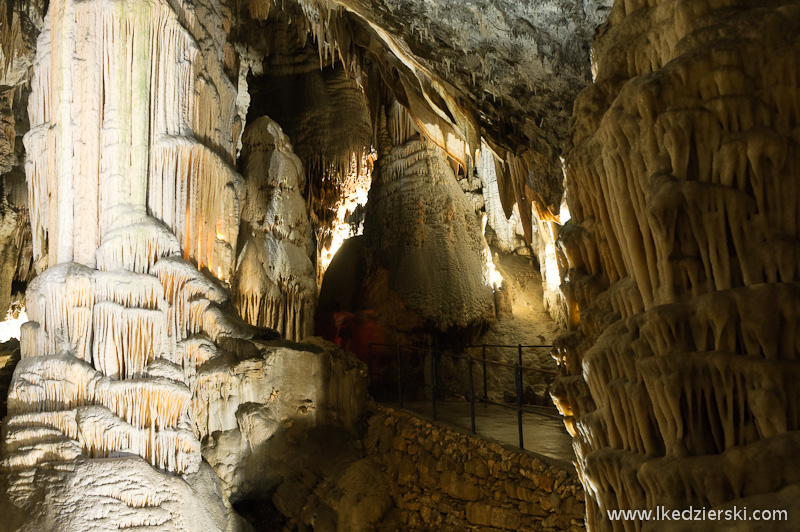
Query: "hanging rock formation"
1 0 366 530
284 0 611 208
234 116 316 341
0 2 40 316
552 1 800 530
481 145 527 256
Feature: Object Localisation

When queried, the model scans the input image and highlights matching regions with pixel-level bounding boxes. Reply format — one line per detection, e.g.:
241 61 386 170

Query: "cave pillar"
1 0 248 529
553 1 800 530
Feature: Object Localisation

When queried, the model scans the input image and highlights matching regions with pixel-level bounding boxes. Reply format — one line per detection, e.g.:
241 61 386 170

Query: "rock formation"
3 0 797 530
552 1 800 530
1 1 366 530
234 116 316 341
363 102 495 332
0 2 39 317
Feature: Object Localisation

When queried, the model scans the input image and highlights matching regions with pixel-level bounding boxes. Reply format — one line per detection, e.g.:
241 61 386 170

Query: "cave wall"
552 1 800 529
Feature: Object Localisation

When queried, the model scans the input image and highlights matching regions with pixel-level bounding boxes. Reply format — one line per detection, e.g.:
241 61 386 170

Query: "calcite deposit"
234 116 316 341
2 0 796 530
363 102 495 330
552 1 800 530
1 0 366 530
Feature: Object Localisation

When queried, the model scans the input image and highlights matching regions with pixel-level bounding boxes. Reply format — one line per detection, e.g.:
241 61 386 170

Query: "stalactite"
6 354 99 415
93 377 190 429
91 302 165 380
25 263 94 361
148 141 242 281
95 218 181 275
172 335 219 393
75 406 200 474
152 256 228 342
93 270 167 311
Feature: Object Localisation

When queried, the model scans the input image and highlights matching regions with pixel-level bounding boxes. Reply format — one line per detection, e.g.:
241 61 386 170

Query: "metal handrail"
366 342 558 450
368 342 556 373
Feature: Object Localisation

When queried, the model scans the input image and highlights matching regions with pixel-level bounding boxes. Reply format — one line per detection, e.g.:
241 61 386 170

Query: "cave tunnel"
0 0 799 531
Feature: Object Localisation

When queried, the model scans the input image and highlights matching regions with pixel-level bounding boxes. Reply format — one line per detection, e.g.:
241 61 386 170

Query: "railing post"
396 343 403 409
516 363 524 450
518 343 524 405
468 356 476 434
517 343 524 450
367 343 373 386
482 344 488 400
430 347 437 421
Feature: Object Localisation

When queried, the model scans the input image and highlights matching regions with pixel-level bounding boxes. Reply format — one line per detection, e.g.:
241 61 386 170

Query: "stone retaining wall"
365 405 586 531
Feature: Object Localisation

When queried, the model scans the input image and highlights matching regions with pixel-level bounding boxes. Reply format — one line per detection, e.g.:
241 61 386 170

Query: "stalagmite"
233 116 316 341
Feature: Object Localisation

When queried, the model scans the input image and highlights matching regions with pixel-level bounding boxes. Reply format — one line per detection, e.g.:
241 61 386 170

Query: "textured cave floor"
390 401 574 466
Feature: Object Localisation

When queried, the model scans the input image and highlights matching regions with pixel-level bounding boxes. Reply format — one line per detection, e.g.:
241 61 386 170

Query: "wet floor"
386 400 576 465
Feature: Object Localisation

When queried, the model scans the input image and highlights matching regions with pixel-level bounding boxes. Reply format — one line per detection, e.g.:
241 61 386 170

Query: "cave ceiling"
2 0 612 216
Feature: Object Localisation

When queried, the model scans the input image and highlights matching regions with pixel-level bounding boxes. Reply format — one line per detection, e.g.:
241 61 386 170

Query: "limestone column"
552 1 800 530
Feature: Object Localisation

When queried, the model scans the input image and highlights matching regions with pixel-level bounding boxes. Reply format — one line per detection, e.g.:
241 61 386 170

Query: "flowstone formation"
0 0 365 530
234 116 316 341
552 1 800 530
362 103 495 333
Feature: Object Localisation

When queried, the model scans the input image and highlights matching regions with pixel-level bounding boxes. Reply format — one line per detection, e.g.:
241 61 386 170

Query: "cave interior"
0 0 799 531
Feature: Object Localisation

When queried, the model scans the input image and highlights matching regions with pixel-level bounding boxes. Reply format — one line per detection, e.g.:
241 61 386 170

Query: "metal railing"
367 343 558 450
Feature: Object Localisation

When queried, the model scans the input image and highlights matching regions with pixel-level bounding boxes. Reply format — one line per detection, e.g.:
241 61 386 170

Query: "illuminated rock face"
234 116 316 341
363 105 495 332
552 1 800 529
24 0 241 279
1 0 244 526
1 1 364 529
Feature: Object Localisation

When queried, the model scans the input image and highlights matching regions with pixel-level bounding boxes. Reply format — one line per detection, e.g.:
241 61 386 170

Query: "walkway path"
386 400 575 464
